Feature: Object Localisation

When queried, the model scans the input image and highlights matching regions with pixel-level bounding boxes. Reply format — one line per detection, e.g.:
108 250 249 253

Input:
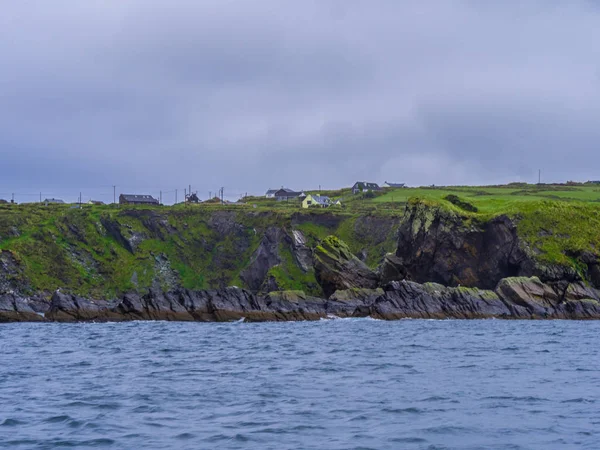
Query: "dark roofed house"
265 189 278 198
44 198 65 204
119 194 160 205
351 182 381 194
382 182 406 188
274 188 305 202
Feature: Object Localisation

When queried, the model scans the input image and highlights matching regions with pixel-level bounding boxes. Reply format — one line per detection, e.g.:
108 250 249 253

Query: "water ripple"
0 320 599 449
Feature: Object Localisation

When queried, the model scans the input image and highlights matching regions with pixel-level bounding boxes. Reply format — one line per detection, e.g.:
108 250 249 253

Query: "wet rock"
314 236 379 297
46 292 113 322
329 288 383 303
371 281 511 319
0 293 44 322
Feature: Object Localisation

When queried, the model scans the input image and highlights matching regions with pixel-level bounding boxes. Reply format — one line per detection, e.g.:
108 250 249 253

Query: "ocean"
1 319 598 449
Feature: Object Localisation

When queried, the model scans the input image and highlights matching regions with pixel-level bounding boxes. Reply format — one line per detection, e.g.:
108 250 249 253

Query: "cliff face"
0 207 400 299
389 201 591 290
3 201 600 322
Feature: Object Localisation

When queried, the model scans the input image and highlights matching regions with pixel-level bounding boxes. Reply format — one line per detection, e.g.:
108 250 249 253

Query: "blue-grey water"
1 319 599 449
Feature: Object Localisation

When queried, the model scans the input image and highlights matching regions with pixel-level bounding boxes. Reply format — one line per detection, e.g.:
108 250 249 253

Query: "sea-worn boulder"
371 281 511 319
329 288 383 303
314 236 379 297
47 292 113 322
494 277 600 319
0 293 44 322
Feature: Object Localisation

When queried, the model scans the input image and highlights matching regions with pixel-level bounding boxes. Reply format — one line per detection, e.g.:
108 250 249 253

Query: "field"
371 183 600 214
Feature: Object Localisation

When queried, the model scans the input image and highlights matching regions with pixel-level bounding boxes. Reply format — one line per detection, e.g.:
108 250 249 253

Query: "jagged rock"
329 288 383 302
240 227 282 291
396 202 531 289
0 250 26 294
494 277 600 319
5 277 600 323
47 292 113 322
495 277 559 317
291 230 313 272
379 253 406 284
0 293 44 322
371 281 511 319
314 236 379 297
100 217 144 253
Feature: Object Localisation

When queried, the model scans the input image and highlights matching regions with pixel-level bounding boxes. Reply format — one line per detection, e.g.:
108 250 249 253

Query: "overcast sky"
1 1 600 203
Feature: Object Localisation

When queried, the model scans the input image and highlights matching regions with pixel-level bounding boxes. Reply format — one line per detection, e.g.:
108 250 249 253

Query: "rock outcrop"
395 202 530 289
314 236 380 297
3 276 599 323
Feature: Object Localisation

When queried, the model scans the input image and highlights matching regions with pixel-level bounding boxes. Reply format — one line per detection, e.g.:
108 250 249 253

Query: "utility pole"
11 193 14 203
538 169 541 185
175 189 178 204
39 192 42 203
160 190 162 205
209 191 212 200
221 187 224 204
113 185 116 205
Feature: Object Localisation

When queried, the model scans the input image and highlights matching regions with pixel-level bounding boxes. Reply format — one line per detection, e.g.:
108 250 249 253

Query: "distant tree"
188 193 200 203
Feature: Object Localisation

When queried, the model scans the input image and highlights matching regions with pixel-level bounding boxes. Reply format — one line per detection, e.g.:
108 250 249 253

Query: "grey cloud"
1 1 600 203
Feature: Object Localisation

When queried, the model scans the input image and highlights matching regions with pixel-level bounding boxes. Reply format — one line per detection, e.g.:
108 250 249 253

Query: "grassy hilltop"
2 182 600 297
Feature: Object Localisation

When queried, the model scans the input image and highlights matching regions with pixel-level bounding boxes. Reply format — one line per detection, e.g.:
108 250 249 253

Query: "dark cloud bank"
1 1 600 203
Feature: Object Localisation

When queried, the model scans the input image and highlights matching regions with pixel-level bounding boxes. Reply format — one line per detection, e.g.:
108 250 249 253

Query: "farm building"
382 182 406 188
274 188 305 201
119 194 159 205
351 182 381 194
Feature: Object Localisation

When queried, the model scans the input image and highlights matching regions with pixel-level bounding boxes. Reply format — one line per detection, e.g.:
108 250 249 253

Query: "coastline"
3 276 600 323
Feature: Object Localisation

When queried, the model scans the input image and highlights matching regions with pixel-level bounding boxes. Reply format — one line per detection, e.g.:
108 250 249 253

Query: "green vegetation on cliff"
2 182 600 296
0 204 400 297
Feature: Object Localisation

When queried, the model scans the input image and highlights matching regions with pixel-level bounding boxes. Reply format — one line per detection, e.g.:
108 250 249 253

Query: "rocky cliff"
2 201 600 322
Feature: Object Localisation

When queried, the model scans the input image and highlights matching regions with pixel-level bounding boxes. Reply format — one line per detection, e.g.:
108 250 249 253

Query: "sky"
1 1 600 203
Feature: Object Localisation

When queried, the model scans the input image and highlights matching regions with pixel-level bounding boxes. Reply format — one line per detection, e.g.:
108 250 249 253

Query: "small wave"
561 398 595 404
175 432 196 440
44 415 73 424
1 418 26 426
382 407 423 414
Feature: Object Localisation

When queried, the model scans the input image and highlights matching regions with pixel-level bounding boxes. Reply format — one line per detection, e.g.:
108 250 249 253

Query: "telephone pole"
220 187 224 204
175 189 178 204
113 185 116 205
160 190 162 205
538 169 541 185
